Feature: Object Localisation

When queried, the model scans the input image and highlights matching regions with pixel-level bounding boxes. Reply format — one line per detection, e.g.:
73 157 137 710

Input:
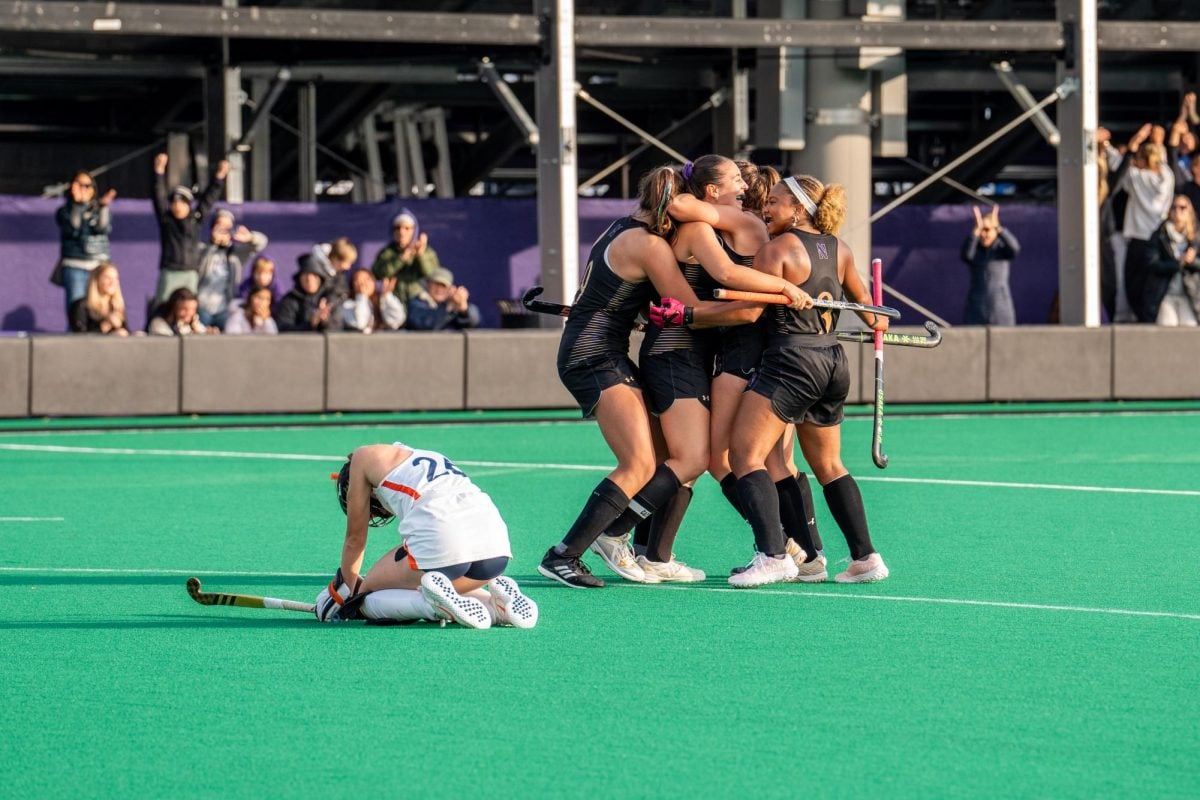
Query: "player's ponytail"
637 165 684 239
813 181 847 236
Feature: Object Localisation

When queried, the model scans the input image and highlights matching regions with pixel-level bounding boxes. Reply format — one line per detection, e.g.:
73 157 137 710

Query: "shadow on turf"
0 613 502 632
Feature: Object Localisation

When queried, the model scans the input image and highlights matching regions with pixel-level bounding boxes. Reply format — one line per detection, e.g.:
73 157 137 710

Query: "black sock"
736 470 786 556
646 485 693 563
605 505 643 539
795 472 823 553
606 464 682 537
776 477 817 562
556 479 630 558
719 472 746 519
822 474 875 561
632 514 653 553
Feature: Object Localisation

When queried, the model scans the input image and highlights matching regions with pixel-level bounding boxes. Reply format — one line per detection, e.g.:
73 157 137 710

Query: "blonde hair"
786 174 847 235
636 165 685 239
85 262 126 324
329 237 357 266
1142 142 1166 172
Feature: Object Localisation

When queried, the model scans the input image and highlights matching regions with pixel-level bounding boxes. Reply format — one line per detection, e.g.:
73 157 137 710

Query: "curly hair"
787 174 847 236
735 161 780 217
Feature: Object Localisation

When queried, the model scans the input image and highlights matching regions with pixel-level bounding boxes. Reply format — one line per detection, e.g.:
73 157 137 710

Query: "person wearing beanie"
151 152 230 303
275 254 344 333
371 209 443 305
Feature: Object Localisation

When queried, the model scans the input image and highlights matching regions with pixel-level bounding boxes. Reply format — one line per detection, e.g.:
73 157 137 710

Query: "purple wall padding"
1 194 1057 332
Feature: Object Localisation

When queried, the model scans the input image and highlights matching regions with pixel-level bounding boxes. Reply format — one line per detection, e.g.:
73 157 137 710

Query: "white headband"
783 176 818 216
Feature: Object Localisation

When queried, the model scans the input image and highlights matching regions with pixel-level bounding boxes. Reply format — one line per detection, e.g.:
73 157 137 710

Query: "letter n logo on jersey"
815 241 829 260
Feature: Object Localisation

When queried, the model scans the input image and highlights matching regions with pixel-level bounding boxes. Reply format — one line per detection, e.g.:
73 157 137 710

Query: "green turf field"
1 406 1197 798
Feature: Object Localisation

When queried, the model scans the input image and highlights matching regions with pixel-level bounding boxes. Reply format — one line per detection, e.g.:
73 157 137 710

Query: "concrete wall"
0 327 1197 418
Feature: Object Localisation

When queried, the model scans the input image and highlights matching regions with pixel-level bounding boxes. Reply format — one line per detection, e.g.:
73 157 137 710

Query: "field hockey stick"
870 258 889 470
836 320 942 348
186 577 315 614
711 288 902 319
521 286 570 317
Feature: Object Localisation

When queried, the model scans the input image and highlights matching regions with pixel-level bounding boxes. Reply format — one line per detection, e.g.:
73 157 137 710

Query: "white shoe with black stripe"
538 547 605 588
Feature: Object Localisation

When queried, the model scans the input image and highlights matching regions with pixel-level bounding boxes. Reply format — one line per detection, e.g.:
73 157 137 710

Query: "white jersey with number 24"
371 442 512 569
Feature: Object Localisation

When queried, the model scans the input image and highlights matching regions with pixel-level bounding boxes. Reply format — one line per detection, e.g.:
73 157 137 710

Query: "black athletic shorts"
395 547 509 581
639 348 713 415
747 341 849 426
558 354 641 419
714 323 764 380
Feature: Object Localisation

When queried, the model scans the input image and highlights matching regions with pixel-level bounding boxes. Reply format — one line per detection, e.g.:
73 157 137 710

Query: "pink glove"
650 297 692 328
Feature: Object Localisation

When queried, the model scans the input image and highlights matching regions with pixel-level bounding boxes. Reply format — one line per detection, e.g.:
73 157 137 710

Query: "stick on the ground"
186 577 315 614
711 288 902 319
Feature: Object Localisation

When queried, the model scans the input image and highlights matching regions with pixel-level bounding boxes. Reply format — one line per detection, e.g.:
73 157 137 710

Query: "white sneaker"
834 552 889 584
487 576 539 629
636 554 706 583
419 571 492 629
727 551 799 588
589 533 659 583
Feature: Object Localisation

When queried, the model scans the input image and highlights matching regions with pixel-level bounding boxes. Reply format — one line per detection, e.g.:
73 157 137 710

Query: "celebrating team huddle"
310 157 892 630
540 156 891 590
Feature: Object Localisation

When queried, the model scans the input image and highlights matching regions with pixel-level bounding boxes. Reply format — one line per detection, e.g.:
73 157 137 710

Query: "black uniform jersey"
557 217 658 368
767 230 841 340
641 229 724 356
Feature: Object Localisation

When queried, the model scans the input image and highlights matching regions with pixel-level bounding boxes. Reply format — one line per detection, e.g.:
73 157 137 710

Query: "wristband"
683 306 694 325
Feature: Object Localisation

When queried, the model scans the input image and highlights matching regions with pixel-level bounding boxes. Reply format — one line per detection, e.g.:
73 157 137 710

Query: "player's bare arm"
838 240 888 332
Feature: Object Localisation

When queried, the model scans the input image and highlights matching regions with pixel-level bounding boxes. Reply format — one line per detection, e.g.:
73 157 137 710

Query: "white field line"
0 517 65 522
1 442 1198 495
1 565 1197 622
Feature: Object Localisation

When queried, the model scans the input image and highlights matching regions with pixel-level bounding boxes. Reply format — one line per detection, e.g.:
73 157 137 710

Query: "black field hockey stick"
186 577 315 614
521 286 570 317
711 288 901 319
870 258 889 469
836 320 942 348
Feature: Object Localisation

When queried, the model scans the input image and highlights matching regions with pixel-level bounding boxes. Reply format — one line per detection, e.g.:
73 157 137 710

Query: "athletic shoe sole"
420 571 492 628
488 576 539 628
537 563 605 589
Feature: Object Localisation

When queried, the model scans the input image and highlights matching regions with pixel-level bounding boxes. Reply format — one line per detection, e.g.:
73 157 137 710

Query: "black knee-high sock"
632 514 653 553
556 479 630 558
646 485 693 563
719 472 746 519
822 474 875 561
776 477 817 562
736 469 786 556
605 505 643 539
607 464 682 537
795 472 823 553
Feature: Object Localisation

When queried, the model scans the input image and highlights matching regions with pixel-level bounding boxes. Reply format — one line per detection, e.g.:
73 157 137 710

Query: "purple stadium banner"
0 194 1059 333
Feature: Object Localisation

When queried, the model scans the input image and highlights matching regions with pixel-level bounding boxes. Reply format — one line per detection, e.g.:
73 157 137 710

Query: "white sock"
360 589 437 622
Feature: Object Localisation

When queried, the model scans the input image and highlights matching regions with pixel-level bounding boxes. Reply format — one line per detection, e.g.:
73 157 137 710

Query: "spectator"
237 255 284 304
69 262 129 336
342 269 406 333
1106 124 1175 323
372 209 442 305
148 287 212 336
309 236 357 308
1149 195 1200 326
55 171 116 328
406 267 481 330
276 256 343 333
151 152 228 304
224 286 278 335
959 205 1020 325
1178 152 1200 219
196 208 268 331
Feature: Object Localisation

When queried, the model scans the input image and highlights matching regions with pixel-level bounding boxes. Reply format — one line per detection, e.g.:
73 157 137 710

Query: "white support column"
1056 0 1100 326
248 77 272 200
222 66 244 203
534 0 578 318
360 114 385 203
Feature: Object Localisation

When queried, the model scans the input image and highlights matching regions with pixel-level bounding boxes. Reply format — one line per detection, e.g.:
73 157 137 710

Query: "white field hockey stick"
711 288 901 319
870 257 889 469
186 577 315 614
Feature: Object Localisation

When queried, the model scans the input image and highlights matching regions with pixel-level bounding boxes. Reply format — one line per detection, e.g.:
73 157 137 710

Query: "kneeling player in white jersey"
315 442 538 629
